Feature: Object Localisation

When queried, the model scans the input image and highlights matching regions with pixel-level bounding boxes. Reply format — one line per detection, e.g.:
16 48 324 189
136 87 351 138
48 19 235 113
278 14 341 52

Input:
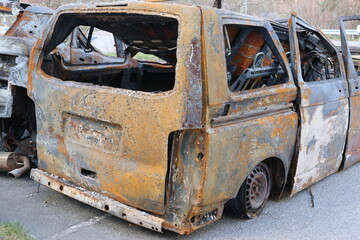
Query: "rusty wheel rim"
245 163 271 211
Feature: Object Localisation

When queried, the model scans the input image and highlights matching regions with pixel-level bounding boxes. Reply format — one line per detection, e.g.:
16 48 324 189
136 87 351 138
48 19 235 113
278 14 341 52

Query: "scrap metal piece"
288 14 349 195
0 152 30 178
339 15 360 169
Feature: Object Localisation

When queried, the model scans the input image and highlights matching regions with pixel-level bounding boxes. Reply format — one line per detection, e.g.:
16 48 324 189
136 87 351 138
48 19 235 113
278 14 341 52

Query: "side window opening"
340 18 360 76
297 29 340 82
41 13 178 93
271 23 292 61
224 24 289 92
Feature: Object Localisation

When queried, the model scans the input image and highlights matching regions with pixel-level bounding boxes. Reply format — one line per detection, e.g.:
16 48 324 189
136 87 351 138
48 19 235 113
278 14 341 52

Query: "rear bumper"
30 168 164 232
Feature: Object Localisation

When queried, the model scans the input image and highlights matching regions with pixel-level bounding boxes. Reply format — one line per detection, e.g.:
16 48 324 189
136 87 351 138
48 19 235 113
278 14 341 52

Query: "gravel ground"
1 163 360 240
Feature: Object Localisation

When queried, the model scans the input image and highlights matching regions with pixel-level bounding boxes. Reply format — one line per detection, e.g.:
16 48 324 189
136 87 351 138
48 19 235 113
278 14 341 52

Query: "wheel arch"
229 156 288 201
262 157 286 199
224 157 286 218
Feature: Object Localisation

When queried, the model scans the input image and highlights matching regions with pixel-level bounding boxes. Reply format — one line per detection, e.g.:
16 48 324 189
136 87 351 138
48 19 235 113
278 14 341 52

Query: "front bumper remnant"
30 168 164 232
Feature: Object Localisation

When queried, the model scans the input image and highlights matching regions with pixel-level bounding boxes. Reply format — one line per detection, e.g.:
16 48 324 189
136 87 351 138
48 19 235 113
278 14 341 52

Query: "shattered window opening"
223 24 289 92
296 29 340 82
41 13 179 93
342 19 360 76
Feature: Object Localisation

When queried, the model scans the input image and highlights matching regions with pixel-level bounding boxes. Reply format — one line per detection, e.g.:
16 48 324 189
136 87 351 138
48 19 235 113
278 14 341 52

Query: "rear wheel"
226 162 272 218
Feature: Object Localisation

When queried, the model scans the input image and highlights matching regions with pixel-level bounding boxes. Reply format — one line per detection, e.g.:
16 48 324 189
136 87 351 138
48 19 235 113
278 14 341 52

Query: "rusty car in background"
0 1 111 178
18 0 360 234
0 1 53 177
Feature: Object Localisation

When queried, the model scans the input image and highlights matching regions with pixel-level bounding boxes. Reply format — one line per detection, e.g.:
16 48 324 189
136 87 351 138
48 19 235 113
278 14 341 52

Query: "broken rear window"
41 13 178 93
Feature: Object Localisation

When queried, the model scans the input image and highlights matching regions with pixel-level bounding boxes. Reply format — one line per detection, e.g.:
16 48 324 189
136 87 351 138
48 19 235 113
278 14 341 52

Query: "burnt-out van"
27 1 359 234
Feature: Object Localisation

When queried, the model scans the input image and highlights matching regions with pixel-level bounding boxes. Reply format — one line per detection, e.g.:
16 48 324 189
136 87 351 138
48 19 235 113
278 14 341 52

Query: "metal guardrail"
322 29 359 35
322 29 360 47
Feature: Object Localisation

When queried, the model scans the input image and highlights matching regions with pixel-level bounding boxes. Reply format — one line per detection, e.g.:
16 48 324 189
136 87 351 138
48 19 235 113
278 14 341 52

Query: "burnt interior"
41 13 178 93
0 55 37 161
274 20 340 83
224 24 289 92
296 29 340 82
0 86 37 159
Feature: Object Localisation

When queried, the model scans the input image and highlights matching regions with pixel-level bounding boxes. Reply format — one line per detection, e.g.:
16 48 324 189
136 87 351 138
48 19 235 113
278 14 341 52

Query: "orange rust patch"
57 134 69 157
270 128 285 138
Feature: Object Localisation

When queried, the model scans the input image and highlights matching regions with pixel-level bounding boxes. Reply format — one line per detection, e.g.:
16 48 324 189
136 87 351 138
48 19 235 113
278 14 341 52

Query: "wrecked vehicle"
26 1 359 234
0 2 53 177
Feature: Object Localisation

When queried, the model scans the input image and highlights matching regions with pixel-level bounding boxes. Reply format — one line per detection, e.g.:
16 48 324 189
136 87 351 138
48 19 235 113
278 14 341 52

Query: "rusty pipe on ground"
8 154 31 178
0 152 31 178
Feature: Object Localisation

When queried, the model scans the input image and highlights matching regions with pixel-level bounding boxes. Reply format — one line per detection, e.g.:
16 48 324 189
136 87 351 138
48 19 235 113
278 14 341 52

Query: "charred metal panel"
202 9 229 105
205 109 298 204
339 16 360 169
182 38 203 128
31 168 164 232
202 10 298 205
33 76 183 215
343 96 360 168
162 130 223 234
289 15 349 195
291 98 348 194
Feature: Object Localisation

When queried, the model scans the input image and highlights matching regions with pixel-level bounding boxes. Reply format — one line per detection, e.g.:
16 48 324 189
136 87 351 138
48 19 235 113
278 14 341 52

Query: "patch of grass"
99 52 167 63
104 52 117 57
133 52 165 63
0 222 34 240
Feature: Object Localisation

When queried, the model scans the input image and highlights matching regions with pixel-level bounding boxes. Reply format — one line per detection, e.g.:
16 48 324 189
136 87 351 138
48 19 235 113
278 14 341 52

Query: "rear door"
29 6 203 215
339 16 360 169
289 15 349 195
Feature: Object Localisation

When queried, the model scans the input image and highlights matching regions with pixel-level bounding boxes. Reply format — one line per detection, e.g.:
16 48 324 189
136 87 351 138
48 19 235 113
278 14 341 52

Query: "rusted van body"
27 2 357 234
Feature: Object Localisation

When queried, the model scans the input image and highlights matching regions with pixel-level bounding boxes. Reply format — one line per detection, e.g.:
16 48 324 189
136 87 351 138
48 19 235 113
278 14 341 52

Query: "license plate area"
63 112 123 155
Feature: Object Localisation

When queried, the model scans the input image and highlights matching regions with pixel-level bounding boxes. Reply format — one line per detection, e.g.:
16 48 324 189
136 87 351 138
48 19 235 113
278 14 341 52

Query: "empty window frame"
340 17 360 76
41 13 179 93
296 28 340 82
223 24 289 92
